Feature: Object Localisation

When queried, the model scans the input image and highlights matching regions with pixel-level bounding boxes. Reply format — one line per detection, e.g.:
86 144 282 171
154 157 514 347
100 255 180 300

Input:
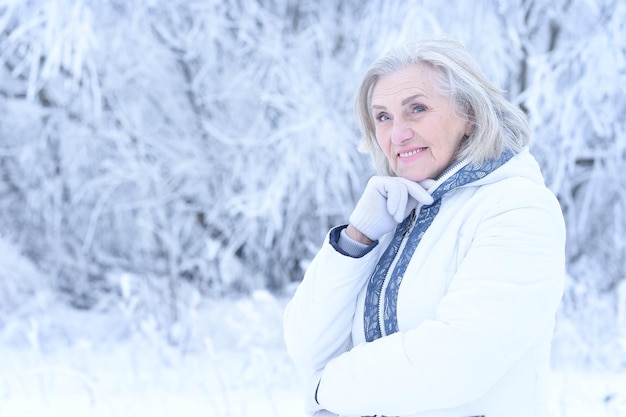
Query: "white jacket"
284 148 566 417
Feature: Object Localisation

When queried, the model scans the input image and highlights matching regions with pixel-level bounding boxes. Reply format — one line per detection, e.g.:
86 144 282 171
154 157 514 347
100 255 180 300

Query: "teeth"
399 148 423 157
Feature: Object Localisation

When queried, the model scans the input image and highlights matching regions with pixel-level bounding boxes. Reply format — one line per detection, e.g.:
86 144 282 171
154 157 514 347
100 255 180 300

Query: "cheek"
374 127 390 152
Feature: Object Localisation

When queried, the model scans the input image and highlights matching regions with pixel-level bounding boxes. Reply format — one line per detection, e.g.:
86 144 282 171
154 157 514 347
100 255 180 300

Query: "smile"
398 148 426 157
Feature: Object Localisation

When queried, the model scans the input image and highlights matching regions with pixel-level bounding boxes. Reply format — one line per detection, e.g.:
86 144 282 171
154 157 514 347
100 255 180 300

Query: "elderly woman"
283 36 565 417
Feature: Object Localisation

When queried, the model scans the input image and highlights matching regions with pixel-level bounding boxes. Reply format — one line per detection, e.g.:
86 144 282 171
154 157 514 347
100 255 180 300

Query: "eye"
376 112 390 122
412 104 427 113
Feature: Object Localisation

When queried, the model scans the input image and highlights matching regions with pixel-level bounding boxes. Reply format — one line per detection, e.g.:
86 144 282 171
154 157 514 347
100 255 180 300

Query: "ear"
464 121 474 136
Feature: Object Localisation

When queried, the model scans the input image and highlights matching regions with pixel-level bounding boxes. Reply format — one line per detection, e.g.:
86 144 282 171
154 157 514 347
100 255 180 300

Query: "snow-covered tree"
0 0 623 338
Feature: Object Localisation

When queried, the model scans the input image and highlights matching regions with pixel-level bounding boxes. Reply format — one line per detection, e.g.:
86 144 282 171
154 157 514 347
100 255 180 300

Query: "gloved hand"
349 176 434 242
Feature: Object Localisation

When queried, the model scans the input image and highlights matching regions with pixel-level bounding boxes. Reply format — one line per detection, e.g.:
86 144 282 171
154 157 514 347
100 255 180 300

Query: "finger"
385 181 409 222
404 195 419 215
395 177 434 205
419 178 436 190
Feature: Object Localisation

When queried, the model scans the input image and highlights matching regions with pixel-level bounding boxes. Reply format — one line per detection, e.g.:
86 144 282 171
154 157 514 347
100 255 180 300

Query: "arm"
284 177 433 372
315 182 566 416
283 226 381 372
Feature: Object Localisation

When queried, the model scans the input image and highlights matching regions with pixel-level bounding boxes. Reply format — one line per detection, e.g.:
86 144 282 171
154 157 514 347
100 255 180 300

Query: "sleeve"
315 182 567 416
337 227 375 258
283 226 381 373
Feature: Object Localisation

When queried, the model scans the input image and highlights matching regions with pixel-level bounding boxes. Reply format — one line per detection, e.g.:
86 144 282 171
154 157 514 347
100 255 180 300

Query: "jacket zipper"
427 157 470 192
376 158 470 337
377 209 416 337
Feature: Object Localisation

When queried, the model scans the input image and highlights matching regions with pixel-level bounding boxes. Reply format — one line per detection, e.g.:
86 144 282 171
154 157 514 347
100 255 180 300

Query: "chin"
397 173 425 182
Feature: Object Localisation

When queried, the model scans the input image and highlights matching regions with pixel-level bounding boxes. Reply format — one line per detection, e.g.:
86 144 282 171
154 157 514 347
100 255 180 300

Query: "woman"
283 36 565 417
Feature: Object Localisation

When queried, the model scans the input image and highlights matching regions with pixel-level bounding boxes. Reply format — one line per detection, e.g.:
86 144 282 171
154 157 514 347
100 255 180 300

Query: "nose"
391 119 414 144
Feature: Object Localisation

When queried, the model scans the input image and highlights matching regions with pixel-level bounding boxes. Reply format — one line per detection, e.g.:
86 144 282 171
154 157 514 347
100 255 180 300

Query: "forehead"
371 63 439 102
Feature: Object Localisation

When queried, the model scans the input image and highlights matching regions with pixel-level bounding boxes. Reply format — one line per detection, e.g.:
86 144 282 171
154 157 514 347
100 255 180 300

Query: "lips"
398 147 427 158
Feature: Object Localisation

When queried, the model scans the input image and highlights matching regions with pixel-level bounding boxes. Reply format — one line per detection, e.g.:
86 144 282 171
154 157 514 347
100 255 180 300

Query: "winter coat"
283 148 566 417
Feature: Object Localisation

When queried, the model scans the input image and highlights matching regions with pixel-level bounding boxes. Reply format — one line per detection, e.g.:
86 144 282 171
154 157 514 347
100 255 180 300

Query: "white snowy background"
0 0 625 416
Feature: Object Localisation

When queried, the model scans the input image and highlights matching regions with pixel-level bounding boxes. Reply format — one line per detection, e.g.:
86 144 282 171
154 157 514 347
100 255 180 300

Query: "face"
371 63 472 181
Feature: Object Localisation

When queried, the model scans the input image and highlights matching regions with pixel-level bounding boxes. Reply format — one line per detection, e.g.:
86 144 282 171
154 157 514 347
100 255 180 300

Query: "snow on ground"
0 288 625 417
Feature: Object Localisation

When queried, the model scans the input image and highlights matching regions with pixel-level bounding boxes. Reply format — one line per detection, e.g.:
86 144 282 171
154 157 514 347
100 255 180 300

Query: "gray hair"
355 36 529 176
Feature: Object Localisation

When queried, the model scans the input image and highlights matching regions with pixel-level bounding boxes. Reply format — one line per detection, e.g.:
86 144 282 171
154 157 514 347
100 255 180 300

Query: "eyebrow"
371 93 427 110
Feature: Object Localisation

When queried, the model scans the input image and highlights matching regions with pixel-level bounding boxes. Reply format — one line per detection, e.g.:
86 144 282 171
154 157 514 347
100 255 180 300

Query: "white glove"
349 176 434 241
